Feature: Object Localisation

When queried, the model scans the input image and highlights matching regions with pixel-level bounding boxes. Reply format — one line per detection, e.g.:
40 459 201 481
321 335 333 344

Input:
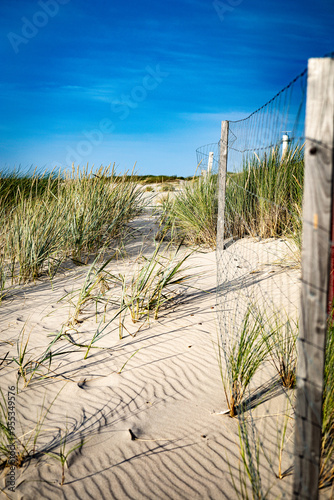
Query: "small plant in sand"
55 255 126 357
45 322 104 361
231 400 294 499
13 325 53 391
0 388 62 469
232 411 269 500
81 314 122 359
275 401 294 480
262 314 298 389
46 428 84 486
117 348 141 374
219 308 268 417
60 255 115 327
258 397 294 482
112 243 193 338
52 240 192 352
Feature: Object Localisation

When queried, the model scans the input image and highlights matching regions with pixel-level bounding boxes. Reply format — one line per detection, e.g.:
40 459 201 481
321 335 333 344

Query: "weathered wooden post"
217 121 229 253
293 58 334 499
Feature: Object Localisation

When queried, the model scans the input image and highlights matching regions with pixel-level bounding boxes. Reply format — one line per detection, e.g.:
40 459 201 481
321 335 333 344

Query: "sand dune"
0 214 330 499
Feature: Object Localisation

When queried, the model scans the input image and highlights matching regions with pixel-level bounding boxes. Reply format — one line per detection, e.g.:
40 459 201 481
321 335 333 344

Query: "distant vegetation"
116 174 192 184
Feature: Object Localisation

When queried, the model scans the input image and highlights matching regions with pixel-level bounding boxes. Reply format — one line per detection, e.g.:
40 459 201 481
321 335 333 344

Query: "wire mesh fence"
196 142 220 175
197 56 334 498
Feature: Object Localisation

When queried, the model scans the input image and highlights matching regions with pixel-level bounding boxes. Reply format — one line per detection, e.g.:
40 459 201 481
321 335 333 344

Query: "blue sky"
1 0 333 176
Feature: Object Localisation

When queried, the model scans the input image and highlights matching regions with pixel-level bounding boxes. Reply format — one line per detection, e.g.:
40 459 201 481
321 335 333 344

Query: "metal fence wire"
198 56 334 498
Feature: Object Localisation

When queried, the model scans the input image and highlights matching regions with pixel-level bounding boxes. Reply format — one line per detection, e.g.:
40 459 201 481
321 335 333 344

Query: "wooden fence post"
293 58 334 499
217 121 229 253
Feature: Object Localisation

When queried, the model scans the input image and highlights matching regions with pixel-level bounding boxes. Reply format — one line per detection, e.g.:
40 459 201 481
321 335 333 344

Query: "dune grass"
158 145 303 251
261 313 298 389
6 193 66 282
0 165 144 285
60 165 143 260
112 242 193 335
219 308 269 417
225 145 304 243
232 312 333 495
46 428 85 486
233 400 294 499
0 167 59 210
162 173 218 248
55 242 194 355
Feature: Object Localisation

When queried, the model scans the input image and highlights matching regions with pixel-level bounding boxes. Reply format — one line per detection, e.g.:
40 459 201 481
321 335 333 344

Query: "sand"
0 211 331 499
